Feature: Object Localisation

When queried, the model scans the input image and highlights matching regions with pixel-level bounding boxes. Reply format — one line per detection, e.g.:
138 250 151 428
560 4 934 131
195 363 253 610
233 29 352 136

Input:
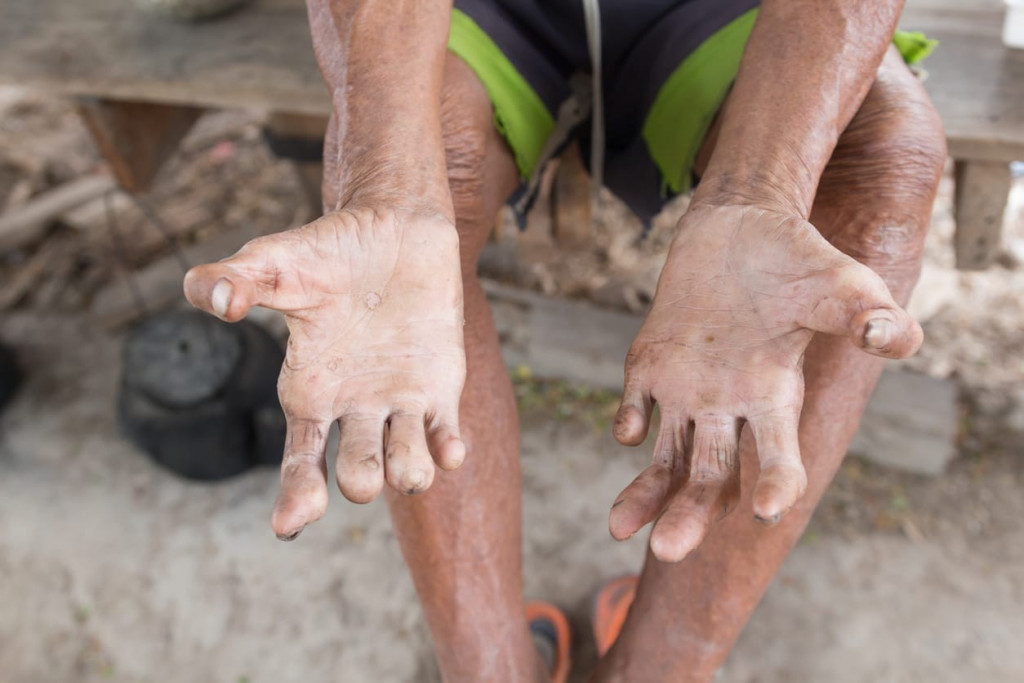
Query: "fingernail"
211 279 233 319
403 469 428 493
864 319 893 349
277 526 304 542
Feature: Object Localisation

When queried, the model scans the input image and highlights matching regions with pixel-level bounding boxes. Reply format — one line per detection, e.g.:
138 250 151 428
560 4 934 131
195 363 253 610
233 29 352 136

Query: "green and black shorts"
448 0 934 222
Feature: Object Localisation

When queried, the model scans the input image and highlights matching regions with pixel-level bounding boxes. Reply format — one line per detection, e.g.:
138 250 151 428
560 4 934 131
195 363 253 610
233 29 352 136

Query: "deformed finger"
609 463 672 541
609 418 685 540
335 412 386 504
647 416 741 562
689 415 740 482
426 405 466 471
649 475 739 563
271 416 331 540
802 262 922 359
749 413 807 525
849 307 923 360
385 411 436 495
183 245 273 323
613 373 652 447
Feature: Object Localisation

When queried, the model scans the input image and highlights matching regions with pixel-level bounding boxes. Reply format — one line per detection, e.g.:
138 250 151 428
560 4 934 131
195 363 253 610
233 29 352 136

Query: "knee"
439 70 492 259
841 92 947 203
442 122 489 234
442 118 491 274
823 76 947 269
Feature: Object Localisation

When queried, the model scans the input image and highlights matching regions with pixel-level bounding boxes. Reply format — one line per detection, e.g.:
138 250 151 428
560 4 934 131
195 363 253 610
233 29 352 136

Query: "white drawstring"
581 0 604 207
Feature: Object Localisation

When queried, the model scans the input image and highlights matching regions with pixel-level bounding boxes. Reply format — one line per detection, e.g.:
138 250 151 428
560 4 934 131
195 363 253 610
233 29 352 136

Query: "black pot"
118 310 286 481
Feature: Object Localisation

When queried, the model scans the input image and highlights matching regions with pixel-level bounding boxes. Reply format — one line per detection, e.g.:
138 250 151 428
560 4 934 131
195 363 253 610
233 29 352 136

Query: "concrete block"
848 369 959 475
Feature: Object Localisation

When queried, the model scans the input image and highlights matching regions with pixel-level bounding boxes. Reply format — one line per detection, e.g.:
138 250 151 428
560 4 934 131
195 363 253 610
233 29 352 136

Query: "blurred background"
0 0 1022 681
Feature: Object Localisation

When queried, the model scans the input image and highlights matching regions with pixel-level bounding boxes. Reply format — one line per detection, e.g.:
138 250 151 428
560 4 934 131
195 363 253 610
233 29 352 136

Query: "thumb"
183 251 266 323
612 373 652 447
847 307 923 359
804 262 923 359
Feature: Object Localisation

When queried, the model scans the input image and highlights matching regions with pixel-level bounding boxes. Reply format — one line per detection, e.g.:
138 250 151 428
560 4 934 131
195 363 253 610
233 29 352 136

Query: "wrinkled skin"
184 208 466 539
609 203 922 562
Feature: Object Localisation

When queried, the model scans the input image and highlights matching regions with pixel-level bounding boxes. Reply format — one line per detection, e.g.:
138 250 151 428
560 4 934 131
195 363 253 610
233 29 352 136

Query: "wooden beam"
953 159 1011 270
77 98 202 193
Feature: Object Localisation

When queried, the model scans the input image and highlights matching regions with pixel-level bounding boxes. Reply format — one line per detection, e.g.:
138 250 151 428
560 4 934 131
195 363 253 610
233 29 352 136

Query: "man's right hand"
184 207 467 540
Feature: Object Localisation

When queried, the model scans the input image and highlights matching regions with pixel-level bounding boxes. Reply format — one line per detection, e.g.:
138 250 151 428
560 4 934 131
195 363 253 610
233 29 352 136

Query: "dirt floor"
1 88 1023 682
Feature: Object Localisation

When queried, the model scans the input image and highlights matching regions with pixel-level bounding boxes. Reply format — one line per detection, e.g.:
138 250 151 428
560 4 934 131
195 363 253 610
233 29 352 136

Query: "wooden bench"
0 0 1021 268
908 0 1024 268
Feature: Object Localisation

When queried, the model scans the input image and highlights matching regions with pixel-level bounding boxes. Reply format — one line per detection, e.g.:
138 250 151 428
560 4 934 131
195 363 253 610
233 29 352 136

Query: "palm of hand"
610 205 922 562
185 208 466 539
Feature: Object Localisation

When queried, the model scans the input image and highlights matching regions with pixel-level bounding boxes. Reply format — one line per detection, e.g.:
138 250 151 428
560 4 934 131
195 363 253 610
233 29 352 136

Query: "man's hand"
609 203 922 562
184 208 466 540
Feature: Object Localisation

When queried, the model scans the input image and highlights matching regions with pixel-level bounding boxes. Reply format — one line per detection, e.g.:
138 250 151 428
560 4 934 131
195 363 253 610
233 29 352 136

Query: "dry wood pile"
0 94 308 323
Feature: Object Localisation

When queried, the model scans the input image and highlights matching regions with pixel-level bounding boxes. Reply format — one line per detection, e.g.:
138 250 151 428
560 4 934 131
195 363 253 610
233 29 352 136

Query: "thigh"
811 46 946 269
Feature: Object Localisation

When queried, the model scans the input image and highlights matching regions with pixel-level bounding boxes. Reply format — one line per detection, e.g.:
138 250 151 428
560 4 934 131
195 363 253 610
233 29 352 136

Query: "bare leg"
594 48 946 681
379 55 542 682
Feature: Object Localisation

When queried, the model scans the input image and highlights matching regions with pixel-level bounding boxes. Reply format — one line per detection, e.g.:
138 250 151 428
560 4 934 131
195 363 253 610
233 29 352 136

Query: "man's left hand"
609 203 922 562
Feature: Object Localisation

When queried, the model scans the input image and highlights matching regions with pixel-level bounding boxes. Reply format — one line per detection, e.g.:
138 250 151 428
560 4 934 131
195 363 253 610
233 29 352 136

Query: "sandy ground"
1 311 1023 683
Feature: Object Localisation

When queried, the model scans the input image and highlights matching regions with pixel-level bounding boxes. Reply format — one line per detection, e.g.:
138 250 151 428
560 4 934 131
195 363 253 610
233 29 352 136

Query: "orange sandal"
591 575 639 658
525 601 572 683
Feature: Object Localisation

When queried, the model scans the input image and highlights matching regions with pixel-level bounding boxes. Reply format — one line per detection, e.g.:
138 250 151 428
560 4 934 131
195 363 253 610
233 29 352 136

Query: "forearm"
693 0 904 218
306 0 454 219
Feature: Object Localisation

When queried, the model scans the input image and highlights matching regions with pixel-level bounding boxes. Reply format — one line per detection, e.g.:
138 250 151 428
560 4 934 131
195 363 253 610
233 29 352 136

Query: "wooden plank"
0 0 329 115
901 3 1024 160
847 368 958 476
953 159 1011 270
77 99 202 193
0 0 1020 159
